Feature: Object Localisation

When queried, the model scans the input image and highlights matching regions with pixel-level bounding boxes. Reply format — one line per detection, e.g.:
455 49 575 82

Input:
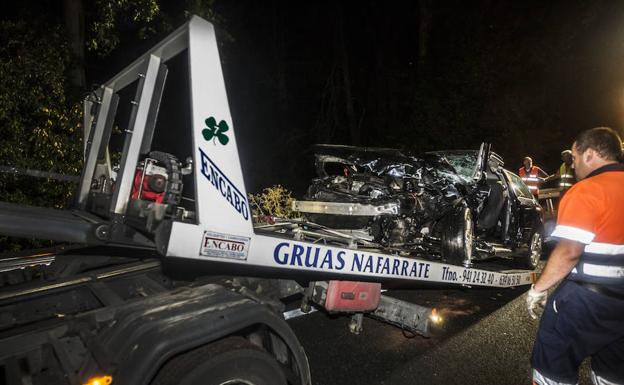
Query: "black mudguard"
81 283 310 385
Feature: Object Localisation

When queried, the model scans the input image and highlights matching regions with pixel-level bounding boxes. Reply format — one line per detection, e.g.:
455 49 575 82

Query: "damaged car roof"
313 144 408 160
313 144 484 185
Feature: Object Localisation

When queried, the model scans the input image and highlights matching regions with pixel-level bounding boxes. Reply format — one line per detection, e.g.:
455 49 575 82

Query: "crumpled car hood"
311 144 478 202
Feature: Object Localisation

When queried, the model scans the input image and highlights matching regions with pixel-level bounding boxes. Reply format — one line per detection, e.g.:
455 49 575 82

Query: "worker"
527 127 624 385
545 150 576 195
518 156 548 198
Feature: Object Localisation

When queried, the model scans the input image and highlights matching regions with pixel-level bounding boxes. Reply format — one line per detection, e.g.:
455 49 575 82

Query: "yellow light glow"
83 375 113 385
429 308 443 324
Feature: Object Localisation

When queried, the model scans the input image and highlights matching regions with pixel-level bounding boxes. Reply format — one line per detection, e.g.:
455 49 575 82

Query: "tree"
64 0 86 89
0 20 82 250
335 2 359 145
0 0 219 251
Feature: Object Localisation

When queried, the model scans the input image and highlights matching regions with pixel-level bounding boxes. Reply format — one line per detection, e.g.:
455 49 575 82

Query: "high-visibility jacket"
551 163 624 287
559 163 575 191
518 166 540 196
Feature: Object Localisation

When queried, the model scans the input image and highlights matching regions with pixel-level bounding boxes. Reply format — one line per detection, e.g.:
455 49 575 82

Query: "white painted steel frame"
168 222 534 288
78 18 190 212
111 54 162 215
78 88 115 207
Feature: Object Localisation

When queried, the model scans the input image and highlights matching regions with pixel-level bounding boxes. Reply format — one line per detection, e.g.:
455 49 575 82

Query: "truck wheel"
440 206 474 267
151 336 287 385
517 232 542 270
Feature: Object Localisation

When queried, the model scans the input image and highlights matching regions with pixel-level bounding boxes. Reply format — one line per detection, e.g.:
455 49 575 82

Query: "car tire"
151 336 288 385
517 231 542 270
439 206 474 267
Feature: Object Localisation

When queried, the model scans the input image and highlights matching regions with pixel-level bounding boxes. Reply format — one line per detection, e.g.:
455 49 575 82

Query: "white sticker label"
200 231 250 260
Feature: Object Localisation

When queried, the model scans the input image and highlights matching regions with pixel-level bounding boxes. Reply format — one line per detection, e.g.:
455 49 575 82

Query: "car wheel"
151 336 288 385
440 206 474 267
518 232 542 270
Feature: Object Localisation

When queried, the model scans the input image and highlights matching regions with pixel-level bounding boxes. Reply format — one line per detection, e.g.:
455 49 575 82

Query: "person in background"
518 156 548 198
545 150 576 196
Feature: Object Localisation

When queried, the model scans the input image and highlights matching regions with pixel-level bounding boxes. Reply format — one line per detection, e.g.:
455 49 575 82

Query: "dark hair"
574 127 623 161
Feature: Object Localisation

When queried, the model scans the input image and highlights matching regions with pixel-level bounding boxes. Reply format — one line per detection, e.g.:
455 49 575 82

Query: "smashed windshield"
425 151 478 183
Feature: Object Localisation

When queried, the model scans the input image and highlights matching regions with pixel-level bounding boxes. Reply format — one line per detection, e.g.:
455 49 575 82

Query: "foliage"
184 0 219 21
87 0 225 56
0 1 222 252
0 20 84 251
88 0 162 55
248 185 301 221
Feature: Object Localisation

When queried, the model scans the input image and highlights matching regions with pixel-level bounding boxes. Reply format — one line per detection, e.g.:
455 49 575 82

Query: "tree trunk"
418 0 433 80
271 0 289 118
63 0 86 90
336 3 359 145
368 0 388 143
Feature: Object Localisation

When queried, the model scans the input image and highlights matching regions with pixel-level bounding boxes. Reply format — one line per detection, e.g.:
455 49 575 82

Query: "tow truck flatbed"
0 16 538 385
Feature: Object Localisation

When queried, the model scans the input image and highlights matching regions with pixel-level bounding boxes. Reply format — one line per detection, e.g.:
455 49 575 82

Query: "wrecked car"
293 143 543 269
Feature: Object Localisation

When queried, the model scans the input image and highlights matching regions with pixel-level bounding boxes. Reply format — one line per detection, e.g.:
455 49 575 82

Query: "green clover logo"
202 117 229 146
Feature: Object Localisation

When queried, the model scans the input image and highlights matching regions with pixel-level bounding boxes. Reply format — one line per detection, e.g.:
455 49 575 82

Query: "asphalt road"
289 284 592 385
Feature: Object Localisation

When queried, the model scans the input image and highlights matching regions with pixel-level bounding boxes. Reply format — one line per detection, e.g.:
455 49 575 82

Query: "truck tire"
151 336 287 385
439 206 474 267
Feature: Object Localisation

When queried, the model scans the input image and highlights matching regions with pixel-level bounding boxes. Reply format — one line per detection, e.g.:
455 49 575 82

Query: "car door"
472 142 491 182
502 169 542 245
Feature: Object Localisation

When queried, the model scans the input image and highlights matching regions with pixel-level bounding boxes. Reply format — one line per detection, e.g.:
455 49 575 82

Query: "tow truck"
0 16 537 385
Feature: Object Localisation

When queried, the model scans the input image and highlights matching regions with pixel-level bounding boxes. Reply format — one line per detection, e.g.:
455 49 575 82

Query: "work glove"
526 285 547 319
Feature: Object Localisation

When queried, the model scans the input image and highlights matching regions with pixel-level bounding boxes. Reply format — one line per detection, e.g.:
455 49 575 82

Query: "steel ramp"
0 201 104 245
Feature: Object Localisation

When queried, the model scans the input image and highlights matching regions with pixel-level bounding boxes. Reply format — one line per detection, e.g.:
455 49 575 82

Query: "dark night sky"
209 1 624 193
5 0 624 194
